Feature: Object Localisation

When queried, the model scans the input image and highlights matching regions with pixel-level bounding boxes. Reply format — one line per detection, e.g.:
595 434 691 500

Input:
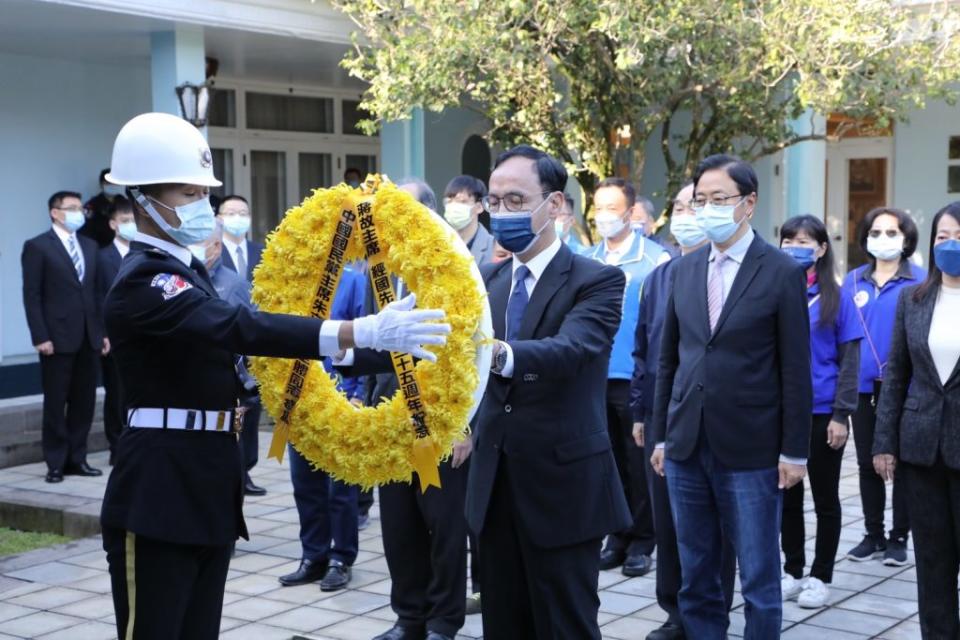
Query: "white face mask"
443 202 474 231
595 212 628 239
222 214 251 237
866 234 904 261
188 244 206 262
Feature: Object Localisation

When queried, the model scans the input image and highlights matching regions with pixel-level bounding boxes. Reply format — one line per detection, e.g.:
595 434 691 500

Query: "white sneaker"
797 577 830 609
781 574 803 601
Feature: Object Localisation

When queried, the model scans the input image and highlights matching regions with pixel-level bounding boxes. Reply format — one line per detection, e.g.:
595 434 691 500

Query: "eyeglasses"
868 229 902 239
690 194 744 209
57 207 84 214
482 191 553 213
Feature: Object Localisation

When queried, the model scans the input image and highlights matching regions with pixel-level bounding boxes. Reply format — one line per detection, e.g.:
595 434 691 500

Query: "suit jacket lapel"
911 291 944 387
518 245 572 340
486 262 511 341
712 236 764 336
692 248 711 338
46 230 81 289
80 238 97 286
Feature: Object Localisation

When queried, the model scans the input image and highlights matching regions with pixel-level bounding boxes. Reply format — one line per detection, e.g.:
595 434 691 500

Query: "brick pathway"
0 433 924 639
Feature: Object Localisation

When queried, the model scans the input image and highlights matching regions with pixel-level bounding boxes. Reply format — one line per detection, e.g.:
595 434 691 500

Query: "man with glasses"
584 178 668 579
650 154 811 639
22 191 107 483
217 195 263 283
469 145 631 638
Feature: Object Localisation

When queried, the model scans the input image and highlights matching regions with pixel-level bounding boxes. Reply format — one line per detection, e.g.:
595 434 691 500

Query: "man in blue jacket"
584 177 669 577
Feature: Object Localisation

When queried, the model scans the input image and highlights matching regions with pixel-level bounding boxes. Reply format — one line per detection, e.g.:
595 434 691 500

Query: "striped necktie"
236 243 248 281
707 252 728 332
68 236 84 281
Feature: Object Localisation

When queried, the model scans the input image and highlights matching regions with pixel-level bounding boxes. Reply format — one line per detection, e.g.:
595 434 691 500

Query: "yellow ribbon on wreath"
250 176 484 491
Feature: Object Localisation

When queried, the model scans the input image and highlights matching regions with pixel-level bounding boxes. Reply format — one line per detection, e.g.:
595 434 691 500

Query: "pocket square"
523 373 539 382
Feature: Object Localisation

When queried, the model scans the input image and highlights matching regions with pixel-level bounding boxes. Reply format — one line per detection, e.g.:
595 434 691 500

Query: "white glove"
353 294 451 363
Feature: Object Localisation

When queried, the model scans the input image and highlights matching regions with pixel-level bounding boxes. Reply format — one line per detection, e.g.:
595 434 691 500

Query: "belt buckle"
233 408 245 434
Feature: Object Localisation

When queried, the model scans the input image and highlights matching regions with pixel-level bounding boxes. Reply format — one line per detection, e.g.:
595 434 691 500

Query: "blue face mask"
133 190 216 247
670 214 706 248
117 221 138 242
62 209 86 233
782 245 817 270
934 239 960 277
696 199 746 243
490 199 552 255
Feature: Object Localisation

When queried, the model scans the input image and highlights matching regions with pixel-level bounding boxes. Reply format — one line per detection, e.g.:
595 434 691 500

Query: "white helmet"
105 112 222 187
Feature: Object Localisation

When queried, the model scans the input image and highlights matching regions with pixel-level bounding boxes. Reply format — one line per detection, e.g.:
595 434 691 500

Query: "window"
210 148 234 203
246 92 334 133
950 136 960 193
343 100 377 136
208 89 236 128
345 154 378 181
298 153 333 201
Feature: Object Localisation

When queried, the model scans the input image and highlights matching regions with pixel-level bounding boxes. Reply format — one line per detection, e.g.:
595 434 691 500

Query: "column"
784 111 827 220
381 109 425 180
150 25 205 117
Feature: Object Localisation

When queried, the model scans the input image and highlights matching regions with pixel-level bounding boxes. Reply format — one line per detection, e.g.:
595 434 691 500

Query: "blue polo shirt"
808 283 864 414
840 262 926 393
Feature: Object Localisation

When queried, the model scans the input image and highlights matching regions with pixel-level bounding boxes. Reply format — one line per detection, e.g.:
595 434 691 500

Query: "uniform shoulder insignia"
150 273 193 300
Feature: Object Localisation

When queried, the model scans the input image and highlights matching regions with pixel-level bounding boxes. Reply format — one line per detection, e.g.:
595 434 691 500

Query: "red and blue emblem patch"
150 273 193 300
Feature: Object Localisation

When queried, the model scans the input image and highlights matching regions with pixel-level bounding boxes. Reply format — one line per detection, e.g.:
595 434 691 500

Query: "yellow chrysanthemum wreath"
250 181 485 487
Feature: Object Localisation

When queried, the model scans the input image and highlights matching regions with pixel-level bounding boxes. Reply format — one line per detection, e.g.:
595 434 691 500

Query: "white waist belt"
127 407 240 432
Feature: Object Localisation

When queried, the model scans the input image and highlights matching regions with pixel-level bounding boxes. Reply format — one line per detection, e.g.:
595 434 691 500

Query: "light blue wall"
892 98 960 260
150 26 206 115
785 112 826 221
423 108 489 197
381 109 425 184
0 51 151 362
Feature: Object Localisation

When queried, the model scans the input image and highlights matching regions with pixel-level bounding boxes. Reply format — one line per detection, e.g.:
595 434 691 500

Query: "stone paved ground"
0 432 925 639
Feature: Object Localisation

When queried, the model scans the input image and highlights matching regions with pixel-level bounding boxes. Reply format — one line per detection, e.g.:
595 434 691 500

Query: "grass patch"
0 527 70 557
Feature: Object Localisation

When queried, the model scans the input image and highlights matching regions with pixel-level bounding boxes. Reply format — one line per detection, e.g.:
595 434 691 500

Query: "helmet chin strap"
130 187 183 246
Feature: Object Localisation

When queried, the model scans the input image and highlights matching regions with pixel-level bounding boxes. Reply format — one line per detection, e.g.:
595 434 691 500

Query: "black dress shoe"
63 462 102 477
599 547 627 570
372 625 425 640
278 558 328 586
319 559 351 591
45 469 63 483
646 621 685 640
622 552 653 577
244 480 267 496
425 632 454 640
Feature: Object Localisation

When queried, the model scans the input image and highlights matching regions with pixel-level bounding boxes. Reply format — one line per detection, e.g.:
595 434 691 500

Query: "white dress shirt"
52 223 85 276
114 237 130 259
222 236 248 273
133 232 344 357
498 237 564 378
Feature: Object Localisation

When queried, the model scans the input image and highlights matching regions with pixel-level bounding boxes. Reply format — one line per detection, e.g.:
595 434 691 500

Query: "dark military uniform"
101 237 325 640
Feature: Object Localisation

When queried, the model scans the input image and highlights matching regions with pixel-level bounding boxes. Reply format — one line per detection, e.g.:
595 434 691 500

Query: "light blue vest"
585 231 668 379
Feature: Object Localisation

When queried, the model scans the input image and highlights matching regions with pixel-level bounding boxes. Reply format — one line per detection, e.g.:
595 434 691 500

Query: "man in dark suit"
469 146 631 639
650 155 812 639
217 195 264 282
22 191 107 483
96 196 137 463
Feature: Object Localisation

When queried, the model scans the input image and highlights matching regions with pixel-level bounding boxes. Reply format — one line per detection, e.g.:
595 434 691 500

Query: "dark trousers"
381 459 468 637
103 526 232 640
782 414 845 583
644 420 735 626
606 380 655 555
480 456 602 640
852 393 910 541
289 445 359 565
358 488 374 516
39 348 97 471
100 354 124 457
902 458 960 639
239 400 261 481
666 435 783 640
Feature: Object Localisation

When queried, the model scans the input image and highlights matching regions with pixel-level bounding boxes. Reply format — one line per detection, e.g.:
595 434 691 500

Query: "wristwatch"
492 341 508 374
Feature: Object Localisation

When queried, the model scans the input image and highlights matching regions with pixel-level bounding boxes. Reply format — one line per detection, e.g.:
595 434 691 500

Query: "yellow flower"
250 180 484 488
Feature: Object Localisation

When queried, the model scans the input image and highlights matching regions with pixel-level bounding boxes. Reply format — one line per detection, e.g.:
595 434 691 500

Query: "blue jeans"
665 436 782 640
288 445 359 565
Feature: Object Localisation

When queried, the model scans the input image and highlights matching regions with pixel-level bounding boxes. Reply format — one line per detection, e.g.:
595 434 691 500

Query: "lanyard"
808 293 820 309
852 267 885 375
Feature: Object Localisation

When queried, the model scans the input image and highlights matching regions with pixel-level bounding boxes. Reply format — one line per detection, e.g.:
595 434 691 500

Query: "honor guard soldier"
99 112 450 640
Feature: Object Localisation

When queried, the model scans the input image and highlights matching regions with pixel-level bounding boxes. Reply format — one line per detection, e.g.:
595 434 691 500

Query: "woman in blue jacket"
841 207 925 566
779 215 862 608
